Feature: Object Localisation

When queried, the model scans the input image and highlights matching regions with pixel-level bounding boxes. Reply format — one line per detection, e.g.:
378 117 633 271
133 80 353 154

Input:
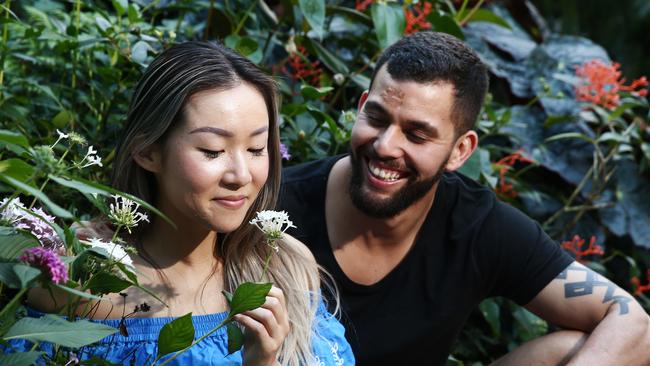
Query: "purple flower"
1 197 64 251
280 143 291 161
19 247 68 284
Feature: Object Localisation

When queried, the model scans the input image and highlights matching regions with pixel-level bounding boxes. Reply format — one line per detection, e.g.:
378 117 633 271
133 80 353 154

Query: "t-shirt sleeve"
475 201 574 305
311 298 356 366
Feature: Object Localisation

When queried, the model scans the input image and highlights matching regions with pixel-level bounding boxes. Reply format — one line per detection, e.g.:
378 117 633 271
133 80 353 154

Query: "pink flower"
280 143 291 161
0 197 64 251
19 247 68 284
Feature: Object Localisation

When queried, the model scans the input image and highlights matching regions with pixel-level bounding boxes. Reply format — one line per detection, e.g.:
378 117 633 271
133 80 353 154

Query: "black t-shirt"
278 155 573 366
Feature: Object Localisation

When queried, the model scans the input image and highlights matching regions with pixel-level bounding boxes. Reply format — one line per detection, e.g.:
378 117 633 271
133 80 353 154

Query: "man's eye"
200 149 222 159
407 132 428 143
366 115 386 126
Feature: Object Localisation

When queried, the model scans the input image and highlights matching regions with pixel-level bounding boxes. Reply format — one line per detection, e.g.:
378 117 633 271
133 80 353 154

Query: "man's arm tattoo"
557 263 632 315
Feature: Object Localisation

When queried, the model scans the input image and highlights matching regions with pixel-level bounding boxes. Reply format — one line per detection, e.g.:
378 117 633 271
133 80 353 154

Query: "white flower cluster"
250 210 296 251
107 195 149 233
77 145 102 168
81 237 134 267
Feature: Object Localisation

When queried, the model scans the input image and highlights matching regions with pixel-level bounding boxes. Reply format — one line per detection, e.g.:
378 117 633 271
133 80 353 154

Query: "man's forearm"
566 303 650 365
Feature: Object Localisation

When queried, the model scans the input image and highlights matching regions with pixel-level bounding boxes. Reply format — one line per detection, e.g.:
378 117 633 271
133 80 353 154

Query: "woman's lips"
214 196 246 209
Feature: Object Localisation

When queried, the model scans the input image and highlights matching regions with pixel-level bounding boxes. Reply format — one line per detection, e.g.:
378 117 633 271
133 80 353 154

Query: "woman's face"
152 83 270 234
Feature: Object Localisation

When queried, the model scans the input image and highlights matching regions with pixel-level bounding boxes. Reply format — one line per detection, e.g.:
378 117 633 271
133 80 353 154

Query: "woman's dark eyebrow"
189 126 268 137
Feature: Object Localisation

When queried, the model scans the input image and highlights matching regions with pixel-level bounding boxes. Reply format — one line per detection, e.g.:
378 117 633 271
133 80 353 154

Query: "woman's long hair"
111 41 319 366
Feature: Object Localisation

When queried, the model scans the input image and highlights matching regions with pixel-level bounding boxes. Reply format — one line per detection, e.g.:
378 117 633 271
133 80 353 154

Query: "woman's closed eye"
200 149 223 159
249 147 266 156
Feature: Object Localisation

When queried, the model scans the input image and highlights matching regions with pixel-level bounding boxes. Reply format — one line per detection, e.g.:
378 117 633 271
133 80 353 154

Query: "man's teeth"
369 162 400 181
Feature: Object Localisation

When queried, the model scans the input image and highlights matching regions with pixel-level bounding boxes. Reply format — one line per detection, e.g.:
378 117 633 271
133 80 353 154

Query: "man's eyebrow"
405 120 439 138
189 126 268 137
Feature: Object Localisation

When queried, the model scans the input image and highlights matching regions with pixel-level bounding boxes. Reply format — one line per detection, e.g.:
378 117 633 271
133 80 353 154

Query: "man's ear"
446 130 478 172
133 144 162 173
357 90 369 111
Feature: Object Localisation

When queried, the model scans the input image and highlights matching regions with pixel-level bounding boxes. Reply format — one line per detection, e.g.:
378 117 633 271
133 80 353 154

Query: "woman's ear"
446 130 478 172
133 144 162 173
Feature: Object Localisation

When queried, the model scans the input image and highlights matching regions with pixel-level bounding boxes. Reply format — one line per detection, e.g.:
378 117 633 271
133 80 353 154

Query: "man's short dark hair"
370 31 489 135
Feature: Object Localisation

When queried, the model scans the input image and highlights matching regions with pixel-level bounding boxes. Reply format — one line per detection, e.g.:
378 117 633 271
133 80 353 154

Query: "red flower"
283 45 322 87
493 150 534 199
356 0 374 12
631 270 650 296
575 59 648 110
404 2 433 35
561 235 604 263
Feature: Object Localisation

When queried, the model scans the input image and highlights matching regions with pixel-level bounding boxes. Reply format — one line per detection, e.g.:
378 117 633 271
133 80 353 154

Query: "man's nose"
373 125 403 158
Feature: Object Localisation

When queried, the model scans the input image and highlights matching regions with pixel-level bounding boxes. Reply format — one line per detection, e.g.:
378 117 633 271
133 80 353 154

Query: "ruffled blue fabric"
6 299 354 365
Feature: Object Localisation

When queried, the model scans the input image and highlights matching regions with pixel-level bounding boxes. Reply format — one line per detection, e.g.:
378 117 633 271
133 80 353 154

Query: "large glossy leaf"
0 263 41 288
157 313 195 358
0 130 29 149
0 159 35 182
226 322 244 355
4 315 118 347
0 229 40 260
299 0 325 39
0 351 45 366
228 282 272 316
85 272 131 295
308 39 349 75
0 175 72 219
370 2 404 50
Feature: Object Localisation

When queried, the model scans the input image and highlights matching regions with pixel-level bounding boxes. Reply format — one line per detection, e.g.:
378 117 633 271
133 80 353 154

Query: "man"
279 32 650 365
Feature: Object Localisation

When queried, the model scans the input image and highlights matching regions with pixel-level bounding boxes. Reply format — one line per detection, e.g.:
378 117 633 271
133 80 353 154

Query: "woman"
24 41 354 365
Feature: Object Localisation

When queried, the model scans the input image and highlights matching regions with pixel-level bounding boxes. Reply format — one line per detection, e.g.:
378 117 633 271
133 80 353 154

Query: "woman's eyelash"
200 149 222 159
249 148 266 156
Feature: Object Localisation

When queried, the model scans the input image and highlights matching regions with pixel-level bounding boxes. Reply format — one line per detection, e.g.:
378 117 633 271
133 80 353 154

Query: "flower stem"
0 287 28 321
111 225 123 243
28 177 51 209
259 243 274 282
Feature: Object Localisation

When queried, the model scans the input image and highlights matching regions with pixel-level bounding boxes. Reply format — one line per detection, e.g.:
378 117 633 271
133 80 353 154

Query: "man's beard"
349 149 448 218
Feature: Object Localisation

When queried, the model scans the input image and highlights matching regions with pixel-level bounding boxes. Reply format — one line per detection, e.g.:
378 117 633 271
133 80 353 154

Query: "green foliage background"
1 0 649 365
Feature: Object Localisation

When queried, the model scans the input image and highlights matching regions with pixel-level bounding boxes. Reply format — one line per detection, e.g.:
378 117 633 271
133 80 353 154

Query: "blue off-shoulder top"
7 299 354 365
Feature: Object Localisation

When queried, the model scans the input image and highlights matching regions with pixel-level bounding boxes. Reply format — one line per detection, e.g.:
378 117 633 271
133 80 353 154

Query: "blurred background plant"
0 0 648 365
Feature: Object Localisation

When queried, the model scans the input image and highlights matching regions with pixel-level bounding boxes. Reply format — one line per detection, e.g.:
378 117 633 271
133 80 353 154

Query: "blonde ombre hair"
112 41 322 365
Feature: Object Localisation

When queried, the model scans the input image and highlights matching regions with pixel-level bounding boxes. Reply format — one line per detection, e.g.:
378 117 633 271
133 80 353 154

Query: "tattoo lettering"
557 263 632 315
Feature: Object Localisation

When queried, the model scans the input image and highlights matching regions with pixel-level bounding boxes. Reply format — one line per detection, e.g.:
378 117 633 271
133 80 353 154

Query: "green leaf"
371 2 405 50
457 9 511 29
0 351 45 366
85 272 131 295
0 229 39 260
48 175 175 229
544 132 594 144
112 0 128 16
157 313 195 358
228 282 272 316
429 12 464 40
222 290 233 304
478 299 500 337
0 176 73 219
0 130 29 149
308 39 349 75
52 109 73 128
128 4 141 23
299 0 326 39
226 323 244 354
458 149 481 180
131 41 149 64
0 159 35 182
0 263 41 288
52 283 103 300
12 264 42 287
4 315 118 347
301 85 334 100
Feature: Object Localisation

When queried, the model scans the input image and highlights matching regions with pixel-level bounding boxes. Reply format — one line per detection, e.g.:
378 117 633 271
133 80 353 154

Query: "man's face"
349 65 458 218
